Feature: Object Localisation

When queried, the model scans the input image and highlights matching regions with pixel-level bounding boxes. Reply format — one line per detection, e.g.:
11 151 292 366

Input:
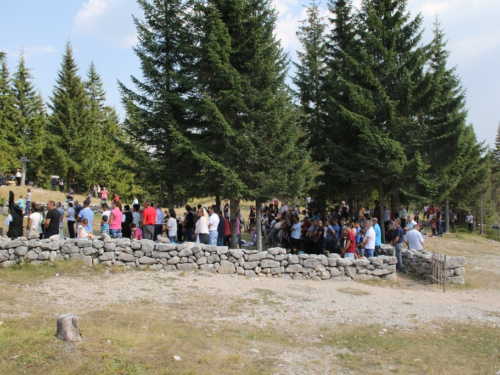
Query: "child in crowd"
101 215 110 236
77 218 94 239
130 223 143 240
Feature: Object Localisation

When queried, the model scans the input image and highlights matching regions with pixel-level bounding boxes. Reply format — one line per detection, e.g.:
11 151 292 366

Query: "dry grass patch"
318 321 500 374
337 287 370 296
0 304 284 375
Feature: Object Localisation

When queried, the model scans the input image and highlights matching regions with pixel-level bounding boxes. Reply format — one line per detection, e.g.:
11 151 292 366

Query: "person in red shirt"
224 216 231 247
343 227 357 258
141 199 156 240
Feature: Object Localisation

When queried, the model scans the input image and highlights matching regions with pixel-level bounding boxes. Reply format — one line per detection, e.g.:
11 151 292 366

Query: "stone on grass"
56 313 82 342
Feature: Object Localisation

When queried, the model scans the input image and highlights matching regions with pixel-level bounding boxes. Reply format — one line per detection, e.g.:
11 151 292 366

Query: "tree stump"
56 314 82 342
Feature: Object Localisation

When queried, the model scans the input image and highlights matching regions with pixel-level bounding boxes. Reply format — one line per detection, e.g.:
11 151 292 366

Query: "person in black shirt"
183 205 195 242
44 201 61 238
7 191 23 238
217 210 226 246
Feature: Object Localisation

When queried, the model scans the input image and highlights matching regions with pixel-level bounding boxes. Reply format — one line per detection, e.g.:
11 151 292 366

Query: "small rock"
249 348 260 354
173 356 182 361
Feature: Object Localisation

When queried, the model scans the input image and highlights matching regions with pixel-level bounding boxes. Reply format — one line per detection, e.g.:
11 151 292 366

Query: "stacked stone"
0 237 401 282
402 249 466 284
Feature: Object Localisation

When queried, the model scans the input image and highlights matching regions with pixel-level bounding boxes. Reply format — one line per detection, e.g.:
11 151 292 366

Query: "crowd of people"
5 188 477 273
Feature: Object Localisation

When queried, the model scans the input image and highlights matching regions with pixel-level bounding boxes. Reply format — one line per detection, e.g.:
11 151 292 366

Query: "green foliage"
0 53 16 169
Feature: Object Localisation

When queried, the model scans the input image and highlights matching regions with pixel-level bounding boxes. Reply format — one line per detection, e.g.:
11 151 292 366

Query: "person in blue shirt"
373 218 382 256
77 199 94 234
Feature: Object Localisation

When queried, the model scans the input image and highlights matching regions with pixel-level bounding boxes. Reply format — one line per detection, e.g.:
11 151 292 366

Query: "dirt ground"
1 233 500 374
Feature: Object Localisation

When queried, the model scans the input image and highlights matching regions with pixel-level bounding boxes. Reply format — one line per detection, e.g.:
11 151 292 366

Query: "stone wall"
0 237 398 281
402 249 466 284
0 237 466 284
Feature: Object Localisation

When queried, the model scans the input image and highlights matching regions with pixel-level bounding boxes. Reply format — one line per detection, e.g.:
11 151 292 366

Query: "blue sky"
1 0 498 146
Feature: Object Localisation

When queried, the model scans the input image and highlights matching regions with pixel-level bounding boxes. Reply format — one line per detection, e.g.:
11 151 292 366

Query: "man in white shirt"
404 214 417 232
132 195 139 206
25 189 32 216
208 205 220 245
281 203 288 213
362 220 376 258
405 224 425 251
154 203 165 241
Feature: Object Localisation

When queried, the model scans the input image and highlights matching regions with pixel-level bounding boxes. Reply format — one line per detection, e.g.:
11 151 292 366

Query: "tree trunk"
445 200 450 234
256 199 262 252
230 198 240 248
390 194 398 219
167 184 174 210
379 178 386 243
215 195 221 212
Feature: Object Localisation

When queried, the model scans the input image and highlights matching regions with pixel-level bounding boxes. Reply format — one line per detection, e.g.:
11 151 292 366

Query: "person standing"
467 211 474 233
208 205 220 245
449 209 456 231
66 202 76 238
25 189 32 217
97 184 101 199
153 203 164 241
132 204 141 227
183 205 195 242
121 205 133 238
216 210 225 246
76 199 94 234
56 202 65 238
390 219 405 273
166 209 178 243
195 207 210 244
132 195 139 206
27 202 42 239
44 201 61 238
100 187 109 204
362 220 376 258
58 178 64 192
15 168 21 186
399 205 408 230
108 201 123 238
373 218 382 256
141 199 156 240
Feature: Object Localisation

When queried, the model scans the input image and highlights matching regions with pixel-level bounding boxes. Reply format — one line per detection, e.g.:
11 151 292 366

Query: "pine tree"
119 0 198 208
493 123 500 163
85 62 136 195
47 41 90 187
0 53 16 169
418 20 468 202
11 52 46 184
175 0 310 246
292 1 329 213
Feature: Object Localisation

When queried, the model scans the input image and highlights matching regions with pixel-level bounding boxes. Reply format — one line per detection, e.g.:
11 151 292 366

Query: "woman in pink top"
101 187 109 204
109 201 123 238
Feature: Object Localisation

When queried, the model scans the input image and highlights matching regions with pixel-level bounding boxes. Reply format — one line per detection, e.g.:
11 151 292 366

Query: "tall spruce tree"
85 62 136 195
0 53 16 169
292 1 328 213
47 41 90 187
11 52 46 185
173 0 310 247
418 20 468 202
119 0 198 208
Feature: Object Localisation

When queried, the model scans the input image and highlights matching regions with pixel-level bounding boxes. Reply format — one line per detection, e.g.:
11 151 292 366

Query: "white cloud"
24 45 57 54
73 0 140 48
450 29 500 64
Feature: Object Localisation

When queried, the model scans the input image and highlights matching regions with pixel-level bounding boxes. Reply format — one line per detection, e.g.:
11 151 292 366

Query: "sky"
1 0 498 147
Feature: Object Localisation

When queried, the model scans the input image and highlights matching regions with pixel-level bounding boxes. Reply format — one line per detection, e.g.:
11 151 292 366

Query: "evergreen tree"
493 123 500 163
173 0 310 246
292 1 328 212
11 52 46 184
47 41 90 187
119 0 198 208
85 62 136 195
418 20 468 202
0 53 16 169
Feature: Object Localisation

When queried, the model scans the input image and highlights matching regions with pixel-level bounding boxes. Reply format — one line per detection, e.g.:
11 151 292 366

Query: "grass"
0 304 279 375
337 287 371 296
318 321 500 374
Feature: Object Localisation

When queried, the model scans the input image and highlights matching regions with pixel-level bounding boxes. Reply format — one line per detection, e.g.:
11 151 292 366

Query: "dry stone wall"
0 237 398 281
402 249 466 284
0 237 466 283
